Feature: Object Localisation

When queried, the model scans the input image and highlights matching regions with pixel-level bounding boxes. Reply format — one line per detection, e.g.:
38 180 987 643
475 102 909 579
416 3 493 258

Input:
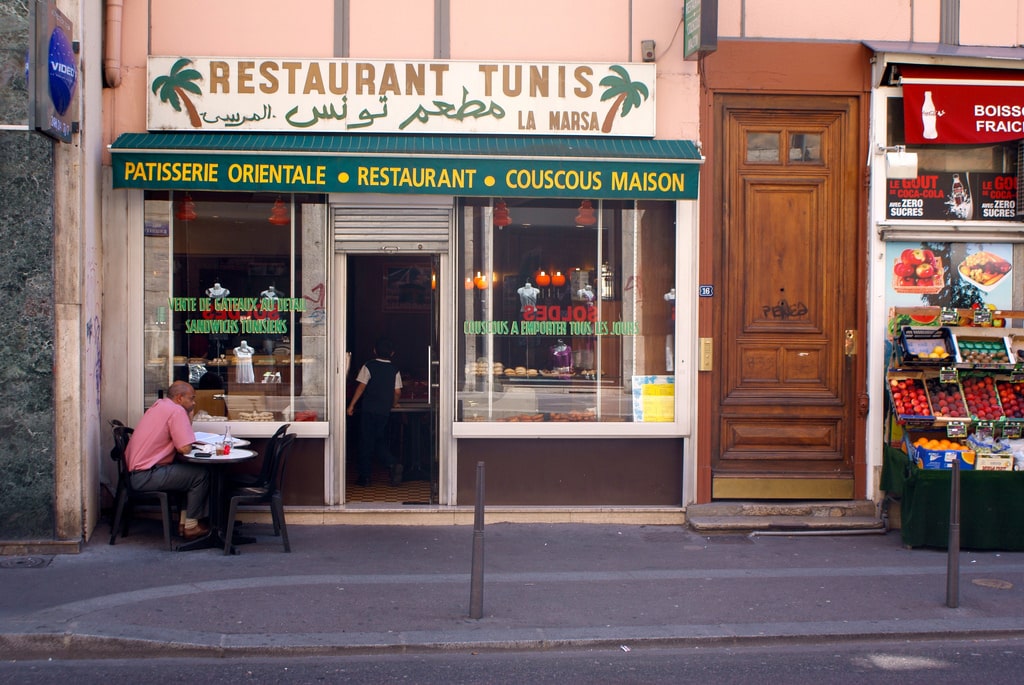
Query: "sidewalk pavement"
2 521 1023 659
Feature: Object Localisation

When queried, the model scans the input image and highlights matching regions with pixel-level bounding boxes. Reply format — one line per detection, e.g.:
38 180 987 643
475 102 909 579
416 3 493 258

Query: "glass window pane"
789 133 822 162
746 132 780 162
457 198 676 423
143 191 327 423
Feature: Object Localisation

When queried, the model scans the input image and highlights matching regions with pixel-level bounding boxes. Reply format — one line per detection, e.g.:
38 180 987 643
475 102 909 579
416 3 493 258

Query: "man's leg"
130 463 209 520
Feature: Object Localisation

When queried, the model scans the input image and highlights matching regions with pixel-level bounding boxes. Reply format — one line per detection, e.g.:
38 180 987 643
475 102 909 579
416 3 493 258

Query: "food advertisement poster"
886 242 1013 311
632 375 674 422
886 172 1015 222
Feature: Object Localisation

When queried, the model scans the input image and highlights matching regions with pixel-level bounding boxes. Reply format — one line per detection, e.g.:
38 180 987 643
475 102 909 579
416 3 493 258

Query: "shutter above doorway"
333 205 451 252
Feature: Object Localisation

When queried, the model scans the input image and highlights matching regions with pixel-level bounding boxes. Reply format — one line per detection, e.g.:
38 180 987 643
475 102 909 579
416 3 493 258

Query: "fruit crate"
887 373 934 423
924 376 970 422
903 431 975 470
897 326 957 365
994 377 1024 420
959 374 1005 422
951 334 1014 367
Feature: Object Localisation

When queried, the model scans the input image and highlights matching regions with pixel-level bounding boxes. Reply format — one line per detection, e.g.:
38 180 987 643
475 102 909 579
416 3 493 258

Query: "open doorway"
344 254 439 504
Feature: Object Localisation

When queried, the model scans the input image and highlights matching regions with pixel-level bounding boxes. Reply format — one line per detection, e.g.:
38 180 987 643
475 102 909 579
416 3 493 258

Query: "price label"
946 421 967 438
976 422 995 442
940 308 959 324
973 307 992 325
1012 364 1024 383
1003 421 1024 440
939 367 958 383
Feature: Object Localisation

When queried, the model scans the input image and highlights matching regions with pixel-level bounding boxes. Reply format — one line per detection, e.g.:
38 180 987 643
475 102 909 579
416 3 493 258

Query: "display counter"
883 447 1024 550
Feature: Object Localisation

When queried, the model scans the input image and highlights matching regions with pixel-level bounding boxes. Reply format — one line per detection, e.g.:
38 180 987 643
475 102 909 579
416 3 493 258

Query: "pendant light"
575 199 596 226
175 193 197 221
268 197 291 225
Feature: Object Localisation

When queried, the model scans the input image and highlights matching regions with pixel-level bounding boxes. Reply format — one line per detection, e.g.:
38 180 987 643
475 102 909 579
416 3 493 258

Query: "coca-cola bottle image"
948 172 973 220
922 91 938 140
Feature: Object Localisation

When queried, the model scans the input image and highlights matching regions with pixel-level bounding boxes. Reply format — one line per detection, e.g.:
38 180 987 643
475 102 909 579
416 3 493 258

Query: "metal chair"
223 432 296 555
108 420 175 550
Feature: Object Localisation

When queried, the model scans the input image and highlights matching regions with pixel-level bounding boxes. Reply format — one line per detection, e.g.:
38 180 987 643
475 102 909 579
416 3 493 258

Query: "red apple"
915 263 936 279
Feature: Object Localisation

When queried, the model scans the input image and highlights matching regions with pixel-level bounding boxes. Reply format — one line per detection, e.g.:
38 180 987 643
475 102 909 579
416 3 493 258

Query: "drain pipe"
104 0 124 88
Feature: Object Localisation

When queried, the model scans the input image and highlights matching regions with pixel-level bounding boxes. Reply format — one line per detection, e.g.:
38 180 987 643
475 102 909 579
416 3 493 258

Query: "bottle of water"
223 425 232 454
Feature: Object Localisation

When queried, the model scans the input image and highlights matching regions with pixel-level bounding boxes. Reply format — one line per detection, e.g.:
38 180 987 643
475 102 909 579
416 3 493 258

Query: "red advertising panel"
901 66 1024 144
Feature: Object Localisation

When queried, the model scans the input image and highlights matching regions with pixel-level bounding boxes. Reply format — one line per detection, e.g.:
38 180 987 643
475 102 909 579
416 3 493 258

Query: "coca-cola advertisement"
886 172 1016 222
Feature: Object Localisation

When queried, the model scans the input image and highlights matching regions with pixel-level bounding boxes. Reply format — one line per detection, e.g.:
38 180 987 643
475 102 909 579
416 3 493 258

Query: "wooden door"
712 96 860 499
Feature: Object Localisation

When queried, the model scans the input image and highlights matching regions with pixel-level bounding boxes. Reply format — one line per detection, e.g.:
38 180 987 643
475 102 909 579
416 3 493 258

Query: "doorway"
343 254 441 504
710 94 862 499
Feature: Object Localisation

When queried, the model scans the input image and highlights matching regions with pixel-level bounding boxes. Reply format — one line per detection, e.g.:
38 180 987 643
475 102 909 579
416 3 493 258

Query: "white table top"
184 448 257 464
193 431 251 447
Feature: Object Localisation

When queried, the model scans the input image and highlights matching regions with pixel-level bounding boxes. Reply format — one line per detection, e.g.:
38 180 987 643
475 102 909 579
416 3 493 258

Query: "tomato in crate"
995 379 1024 419
924 377 969 420
961 375 1004 421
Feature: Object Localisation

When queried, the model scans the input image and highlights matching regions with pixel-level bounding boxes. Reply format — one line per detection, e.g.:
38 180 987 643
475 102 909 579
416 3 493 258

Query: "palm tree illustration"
599 65 650 134
152 58 204 128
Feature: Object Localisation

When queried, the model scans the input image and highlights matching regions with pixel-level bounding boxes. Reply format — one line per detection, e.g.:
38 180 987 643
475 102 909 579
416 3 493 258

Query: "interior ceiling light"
575 199 596 226
493 200 511 227
268 197 291 225
175 193 197 222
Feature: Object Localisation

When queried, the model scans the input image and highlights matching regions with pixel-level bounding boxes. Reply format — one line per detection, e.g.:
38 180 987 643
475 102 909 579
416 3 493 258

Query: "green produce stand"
883 446 1024 550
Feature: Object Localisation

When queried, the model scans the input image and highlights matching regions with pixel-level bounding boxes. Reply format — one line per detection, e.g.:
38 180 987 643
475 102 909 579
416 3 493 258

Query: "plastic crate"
952 334 1014 367
887 373 934 422
898 326 957 365
924 376 970 422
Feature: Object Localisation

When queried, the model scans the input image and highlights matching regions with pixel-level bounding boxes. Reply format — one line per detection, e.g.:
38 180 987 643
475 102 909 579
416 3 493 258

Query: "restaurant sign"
147 57 656 137
113 152 697 200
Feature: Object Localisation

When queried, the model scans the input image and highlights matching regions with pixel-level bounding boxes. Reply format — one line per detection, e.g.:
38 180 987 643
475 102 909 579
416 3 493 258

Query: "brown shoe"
182 522 210 540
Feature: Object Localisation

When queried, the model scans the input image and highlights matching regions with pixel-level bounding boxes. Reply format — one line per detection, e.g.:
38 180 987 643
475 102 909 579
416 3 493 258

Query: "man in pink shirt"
125 381 210 539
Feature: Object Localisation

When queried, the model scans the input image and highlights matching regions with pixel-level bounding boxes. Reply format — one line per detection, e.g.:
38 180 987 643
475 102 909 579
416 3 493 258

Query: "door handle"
427 345 432 405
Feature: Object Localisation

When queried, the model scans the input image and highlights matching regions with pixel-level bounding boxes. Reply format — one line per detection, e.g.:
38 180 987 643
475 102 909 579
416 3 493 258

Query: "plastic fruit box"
952 334 1013 367
924 376 970 422
898 326 957 365
994 377 1024 419
887 373 934 422
959 374 1005 422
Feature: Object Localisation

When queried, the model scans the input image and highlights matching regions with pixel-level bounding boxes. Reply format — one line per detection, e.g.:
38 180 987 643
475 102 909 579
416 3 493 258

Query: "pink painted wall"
150 1 336 56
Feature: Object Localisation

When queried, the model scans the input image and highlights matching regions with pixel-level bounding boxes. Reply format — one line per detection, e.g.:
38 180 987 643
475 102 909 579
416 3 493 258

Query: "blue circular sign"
48 26 77 115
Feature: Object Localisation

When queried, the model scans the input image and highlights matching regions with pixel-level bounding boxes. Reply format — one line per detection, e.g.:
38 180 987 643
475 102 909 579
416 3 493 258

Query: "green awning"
110 133 702 200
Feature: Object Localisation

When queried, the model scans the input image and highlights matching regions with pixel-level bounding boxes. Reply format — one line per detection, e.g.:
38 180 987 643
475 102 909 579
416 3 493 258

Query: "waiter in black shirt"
347 337 403 486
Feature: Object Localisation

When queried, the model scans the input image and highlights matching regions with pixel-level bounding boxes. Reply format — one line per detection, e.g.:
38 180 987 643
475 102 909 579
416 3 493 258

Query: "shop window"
457 198 676 423
142 191 328 424
746 132 780 163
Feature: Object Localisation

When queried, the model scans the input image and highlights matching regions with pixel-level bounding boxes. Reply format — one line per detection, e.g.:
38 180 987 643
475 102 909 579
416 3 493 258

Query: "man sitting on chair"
125 380 210 540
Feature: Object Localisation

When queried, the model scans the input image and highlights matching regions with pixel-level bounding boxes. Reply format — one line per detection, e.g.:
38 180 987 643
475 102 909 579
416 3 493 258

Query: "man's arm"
347 382 366 415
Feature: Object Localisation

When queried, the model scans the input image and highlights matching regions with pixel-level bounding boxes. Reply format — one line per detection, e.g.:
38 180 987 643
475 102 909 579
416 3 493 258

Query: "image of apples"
915 263 936 279
921 249 935 264
894 262 916 278
901 248 926 265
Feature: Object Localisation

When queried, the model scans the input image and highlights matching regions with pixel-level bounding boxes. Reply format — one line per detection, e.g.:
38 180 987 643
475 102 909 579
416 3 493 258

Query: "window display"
457 198 676 423
143 191 327 423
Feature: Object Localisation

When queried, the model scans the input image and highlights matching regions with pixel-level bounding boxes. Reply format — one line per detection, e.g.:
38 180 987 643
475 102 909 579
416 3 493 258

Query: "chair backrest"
254 423 291 484
269 433 297 495
109 423 134 483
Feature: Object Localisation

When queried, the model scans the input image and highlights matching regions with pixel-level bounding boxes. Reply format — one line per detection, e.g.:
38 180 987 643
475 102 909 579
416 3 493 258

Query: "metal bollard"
469 461 485 619
946 459 960 608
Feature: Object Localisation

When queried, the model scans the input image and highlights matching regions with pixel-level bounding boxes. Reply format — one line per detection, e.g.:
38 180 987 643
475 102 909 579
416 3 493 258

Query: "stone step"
685 500 884 534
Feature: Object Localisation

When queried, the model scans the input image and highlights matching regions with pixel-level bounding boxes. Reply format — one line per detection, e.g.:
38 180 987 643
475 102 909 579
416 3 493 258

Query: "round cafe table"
177 447 257 553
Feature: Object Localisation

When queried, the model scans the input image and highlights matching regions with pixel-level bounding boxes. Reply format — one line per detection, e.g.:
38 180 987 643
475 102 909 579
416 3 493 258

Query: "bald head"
167 381 194 400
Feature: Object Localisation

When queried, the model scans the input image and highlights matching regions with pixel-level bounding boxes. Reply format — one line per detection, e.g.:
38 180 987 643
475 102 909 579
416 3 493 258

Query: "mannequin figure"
517 281 539 312
260 285 279 300
234 340 255 383
664 288 676 373
550 338 573 377
207 282 229 299
578 284 595 304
